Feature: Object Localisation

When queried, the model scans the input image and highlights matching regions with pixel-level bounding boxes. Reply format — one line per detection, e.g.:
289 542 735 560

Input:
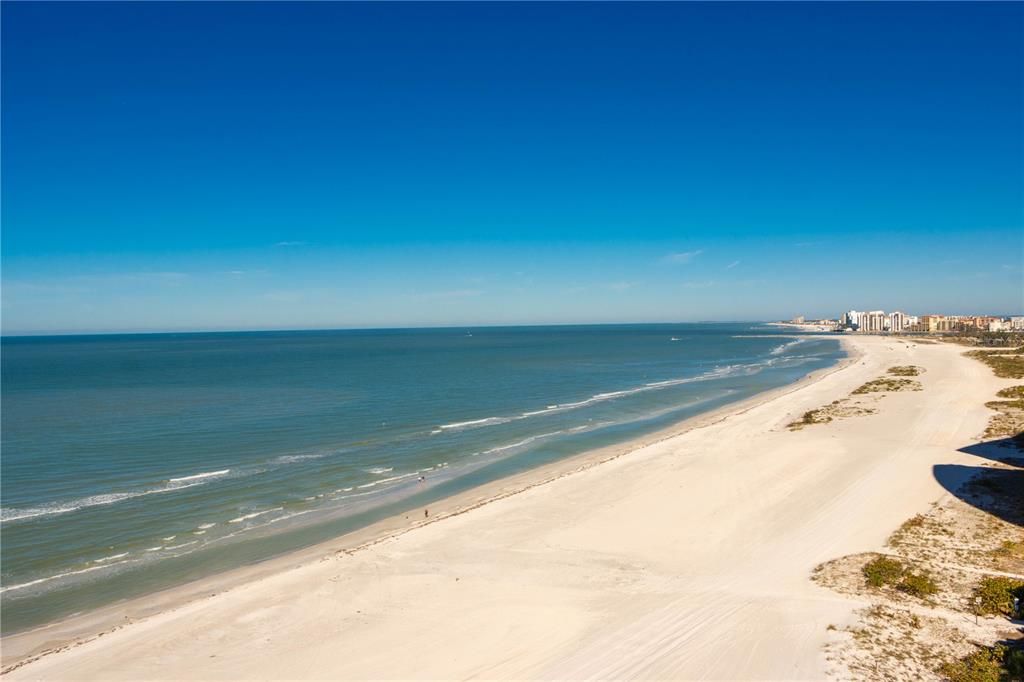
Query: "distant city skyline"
2 2 1022 334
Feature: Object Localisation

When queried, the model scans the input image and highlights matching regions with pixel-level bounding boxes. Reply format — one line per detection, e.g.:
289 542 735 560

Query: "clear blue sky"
2 2 1021 333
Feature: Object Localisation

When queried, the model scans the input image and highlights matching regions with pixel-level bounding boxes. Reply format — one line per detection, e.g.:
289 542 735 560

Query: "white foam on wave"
437 416 512 431
262 509 314 526
273 453 329 464
477 430 567 457
356 472 418 490
430 364 763 436
92 552 129 564
197 523 216 530
167 469 230 483
228 507 283 524
769 338 807 355
2 468 233 524
365 467 394 475
0 560 132 594
1 480 205 524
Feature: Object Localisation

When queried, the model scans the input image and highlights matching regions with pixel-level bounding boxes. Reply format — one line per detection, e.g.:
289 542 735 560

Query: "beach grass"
887 365 923 377
861 555 938 598
852 377 922 394
965 348 1024 379
941 644 1021 682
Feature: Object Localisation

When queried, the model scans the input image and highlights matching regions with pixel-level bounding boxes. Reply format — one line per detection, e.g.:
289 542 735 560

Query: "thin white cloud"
605 281 635 292
682 280 715 289
726 260 741 269
274 241 307 247
664 250 704 265
223 269 270 277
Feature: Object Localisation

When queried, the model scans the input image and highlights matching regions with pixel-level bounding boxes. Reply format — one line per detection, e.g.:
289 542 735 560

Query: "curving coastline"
10 333 998 679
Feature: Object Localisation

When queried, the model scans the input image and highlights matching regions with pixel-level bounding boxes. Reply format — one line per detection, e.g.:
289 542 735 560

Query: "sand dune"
3 336 1004 680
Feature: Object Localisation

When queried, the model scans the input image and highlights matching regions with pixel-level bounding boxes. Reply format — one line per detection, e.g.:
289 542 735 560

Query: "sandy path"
3 336 1003 680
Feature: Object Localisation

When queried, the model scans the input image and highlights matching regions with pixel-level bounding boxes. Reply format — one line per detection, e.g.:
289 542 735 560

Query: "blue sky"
2 2 1022 333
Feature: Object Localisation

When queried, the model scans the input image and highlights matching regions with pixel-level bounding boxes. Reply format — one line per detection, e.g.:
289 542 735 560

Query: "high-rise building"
920 315 953 333
888 311 907 333
860 310 888 332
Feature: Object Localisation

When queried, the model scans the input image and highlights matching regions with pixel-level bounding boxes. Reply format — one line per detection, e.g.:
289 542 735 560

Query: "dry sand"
2 335 1008 680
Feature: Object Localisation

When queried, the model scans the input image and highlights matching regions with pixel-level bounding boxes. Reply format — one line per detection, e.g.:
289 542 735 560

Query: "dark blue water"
0 324 843 633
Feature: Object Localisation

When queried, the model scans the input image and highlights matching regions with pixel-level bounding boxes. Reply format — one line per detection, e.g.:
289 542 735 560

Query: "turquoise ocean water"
1 324 843 633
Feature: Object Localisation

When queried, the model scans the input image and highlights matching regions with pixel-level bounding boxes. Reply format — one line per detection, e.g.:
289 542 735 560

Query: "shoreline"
6 334 1003 679
0 336 859 670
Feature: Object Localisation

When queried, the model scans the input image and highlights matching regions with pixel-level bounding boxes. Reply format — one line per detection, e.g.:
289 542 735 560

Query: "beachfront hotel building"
837 310 1021 335
840 310 862 329
918 315 954 333
860 311 888 333
888 311 907 333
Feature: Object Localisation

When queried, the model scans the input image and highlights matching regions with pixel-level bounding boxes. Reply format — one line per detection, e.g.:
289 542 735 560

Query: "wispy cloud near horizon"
726 260 741 269
664 250 704 265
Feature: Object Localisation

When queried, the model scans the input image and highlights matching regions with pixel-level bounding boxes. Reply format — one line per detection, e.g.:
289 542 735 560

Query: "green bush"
861 556 939 598
888 365 923 376
852 377 921 394
967 349 1024 379
996 385 1024 400
863 556 904 587
973 576 1024 617
940 645 1006 682
897 571 938 598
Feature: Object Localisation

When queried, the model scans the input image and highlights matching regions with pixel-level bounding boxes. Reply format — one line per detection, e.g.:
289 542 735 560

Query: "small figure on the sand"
418 475 425 483
424 508 429 518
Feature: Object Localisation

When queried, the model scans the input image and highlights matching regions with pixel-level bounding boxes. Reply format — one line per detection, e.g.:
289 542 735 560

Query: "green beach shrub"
973 576 1024 617
896 570 938 598
940 645 1007 682
852 377 922 394
787 408 831 430
887 365 923 377
861 556 939 598
966 349 1024 379
862 556 904 587
996 385 1024 400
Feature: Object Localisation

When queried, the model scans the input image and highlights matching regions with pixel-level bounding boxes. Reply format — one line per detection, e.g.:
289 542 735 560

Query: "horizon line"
0 320 780 339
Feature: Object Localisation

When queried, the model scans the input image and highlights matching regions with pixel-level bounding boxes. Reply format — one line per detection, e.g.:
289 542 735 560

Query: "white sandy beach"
2 335 1008 680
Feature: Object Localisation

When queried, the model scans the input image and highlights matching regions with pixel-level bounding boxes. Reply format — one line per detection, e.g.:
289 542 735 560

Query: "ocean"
0 323 843 633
